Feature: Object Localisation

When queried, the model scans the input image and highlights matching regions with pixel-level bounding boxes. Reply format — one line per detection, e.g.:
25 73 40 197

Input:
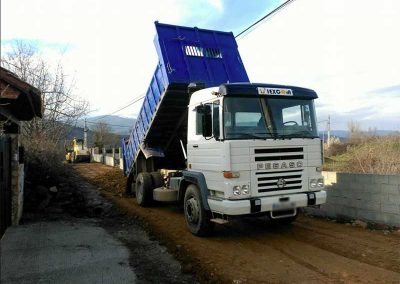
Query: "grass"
323 135 400 174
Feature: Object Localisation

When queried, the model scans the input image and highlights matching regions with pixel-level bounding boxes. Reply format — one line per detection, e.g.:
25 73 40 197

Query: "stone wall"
10 135 24 225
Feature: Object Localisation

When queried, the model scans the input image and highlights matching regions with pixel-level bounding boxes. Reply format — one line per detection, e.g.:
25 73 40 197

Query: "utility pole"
84 118 88 149
327 115 331 147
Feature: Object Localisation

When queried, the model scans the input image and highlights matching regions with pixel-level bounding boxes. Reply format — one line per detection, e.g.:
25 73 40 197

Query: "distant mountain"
77 115 136 135
61 125 124 148
319 130 399 141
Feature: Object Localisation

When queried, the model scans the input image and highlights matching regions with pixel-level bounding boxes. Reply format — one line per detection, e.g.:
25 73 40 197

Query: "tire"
269 211 298 225
150 172 164 189
184 184 214 237
135 172 153 206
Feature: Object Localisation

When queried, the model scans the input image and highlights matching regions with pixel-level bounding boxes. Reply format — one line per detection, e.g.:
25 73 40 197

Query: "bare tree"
1 41 89 152
93 122 119 149
347 120 363 144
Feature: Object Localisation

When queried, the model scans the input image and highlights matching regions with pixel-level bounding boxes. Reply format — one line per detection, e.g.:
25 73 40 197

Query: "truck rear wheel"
136 172 153 206
125 174 136 197
184 184 214 237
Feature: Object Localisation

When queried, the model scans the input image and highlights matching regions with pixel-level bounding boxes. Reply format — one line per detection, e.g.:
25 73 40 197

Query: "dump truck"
122 22 326 236
65 138 90 163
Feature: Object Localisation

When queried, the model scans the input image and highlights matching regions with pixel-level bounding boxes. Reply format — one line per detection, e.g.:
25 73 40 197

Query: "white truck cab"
181 83 326 234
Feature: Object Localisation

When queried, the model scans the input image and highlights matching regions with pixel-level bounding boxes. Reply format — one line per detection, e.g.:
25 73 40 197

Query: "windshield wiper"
228 132 267 139
269 132 286 139
283 130 316 138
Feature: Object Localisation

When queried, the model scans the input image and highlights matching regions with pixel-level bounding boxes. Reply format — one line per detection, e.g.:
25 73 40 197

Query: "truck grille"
254 147 304 193
256 170 303 192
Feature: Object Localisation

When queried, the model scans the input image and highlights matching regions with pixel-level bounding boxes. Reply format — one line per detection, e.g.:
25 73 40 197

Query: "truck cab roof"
189 83 318 106
219 83 318 99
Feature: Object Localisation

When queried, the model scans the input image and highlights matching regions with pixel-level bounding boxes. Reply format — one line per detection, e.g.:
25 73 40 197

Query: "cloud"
367 85 400 97
1 0 214 116
207 0 223 12
238 0 400 130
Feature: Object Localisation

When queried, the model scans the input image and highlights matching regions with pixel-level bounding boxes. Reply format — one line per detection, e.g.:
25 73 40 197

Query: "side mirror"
195 104 207 114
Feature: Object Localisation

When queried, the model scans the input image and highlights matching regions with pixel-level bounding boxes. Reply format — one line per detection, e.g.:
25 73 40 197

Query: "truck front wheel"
136 172 153 206
184 184 214 237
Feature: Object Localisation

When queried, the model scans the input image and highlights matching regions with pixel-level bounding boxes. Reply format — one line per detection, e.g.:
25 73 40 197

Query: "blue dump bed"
122 22 249 176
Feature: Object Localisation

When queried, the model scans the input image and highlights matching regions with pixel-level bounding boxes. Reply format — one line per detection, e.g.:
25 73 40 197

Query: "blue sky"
1 0 399 130
180 0 283 34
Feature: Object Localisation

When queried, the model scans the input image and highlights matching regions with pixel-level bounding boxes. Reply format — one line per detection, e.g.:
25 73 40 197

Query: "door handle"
192 145 198 148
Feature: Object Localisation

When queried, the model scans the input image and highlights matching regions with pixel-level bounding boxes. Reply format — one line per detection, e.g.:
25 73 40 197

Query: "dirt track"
73 163 400 284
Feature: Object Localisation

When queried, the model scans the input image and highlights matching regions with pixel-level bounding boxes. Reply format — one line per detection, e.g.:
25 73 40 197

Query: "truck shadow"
212 217 296 240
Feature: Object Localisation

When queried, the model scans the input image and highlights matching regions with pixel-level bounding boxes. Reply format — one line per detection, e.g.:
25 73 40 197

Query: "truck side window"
196 109 204 135
213 101 220 139
196 104 212 136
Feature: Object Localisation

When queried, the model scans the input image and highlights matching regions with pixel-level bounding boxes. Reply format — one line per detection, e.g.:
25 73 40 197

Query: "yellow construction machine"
65 138 90 163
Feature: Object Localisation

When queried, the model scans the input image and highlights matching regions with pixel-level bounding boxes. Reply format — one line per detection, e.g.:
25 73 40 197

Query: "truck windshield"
223 96 318 139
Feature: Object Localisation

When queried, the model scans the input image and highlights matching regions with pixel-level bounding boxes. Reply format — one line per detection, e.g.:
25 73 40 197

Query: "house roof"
0 66 43 121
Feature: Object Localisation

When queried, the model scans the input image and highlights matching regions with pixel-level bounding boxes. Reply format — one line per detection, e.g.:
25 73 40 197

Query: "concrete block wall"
104 156 115 167
305 171 400 227
90 147 124 171
92 154 103 163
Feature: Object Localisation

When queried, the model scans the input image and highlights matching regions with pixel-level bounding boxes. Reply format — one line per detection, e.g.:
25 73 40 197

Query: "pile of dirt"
74 164 127 195
96 169 127 195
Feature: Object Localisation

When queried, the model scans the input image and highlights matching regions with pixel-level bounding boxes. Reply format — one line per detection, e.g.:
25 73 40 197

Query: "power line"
235 0 296 39
85 120 132 128
90 94 145 122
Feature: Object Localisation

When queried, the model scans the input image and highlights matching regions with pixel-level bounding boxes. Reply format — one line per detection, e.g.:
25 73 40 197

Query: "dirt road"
74 163 400 284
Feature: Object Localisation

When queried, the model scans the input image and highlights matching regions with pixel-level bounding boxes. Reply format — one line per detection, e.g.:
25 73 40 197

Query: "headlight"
233 186 241 195
310 179 317 188
241 185 250 195
317 178 324 187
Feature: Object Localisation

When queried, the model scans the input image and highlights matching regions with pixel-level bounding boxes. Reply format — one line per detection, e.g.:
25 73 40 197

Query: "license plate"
272 202 295 211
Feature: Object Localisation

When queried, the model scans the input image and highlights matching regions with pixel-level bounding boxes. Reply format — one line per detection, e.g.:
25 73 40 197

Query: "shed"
1 66 42 237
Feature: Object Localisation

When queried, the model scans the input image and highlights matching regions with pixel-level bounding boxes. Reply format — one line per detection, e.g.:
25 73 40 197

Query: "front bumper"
208 190 326 216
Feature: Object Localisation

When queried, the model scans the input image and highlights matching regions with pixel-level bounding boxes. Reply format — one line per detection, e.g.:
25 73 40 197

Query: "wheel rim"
186 196 200 224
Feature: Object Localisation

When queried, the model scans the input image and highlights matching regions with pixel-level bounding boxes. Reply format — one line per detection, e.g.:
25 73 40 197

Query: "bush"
23 138 68 186
324 135 400 174
324 137 347 156
344 136 400 174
